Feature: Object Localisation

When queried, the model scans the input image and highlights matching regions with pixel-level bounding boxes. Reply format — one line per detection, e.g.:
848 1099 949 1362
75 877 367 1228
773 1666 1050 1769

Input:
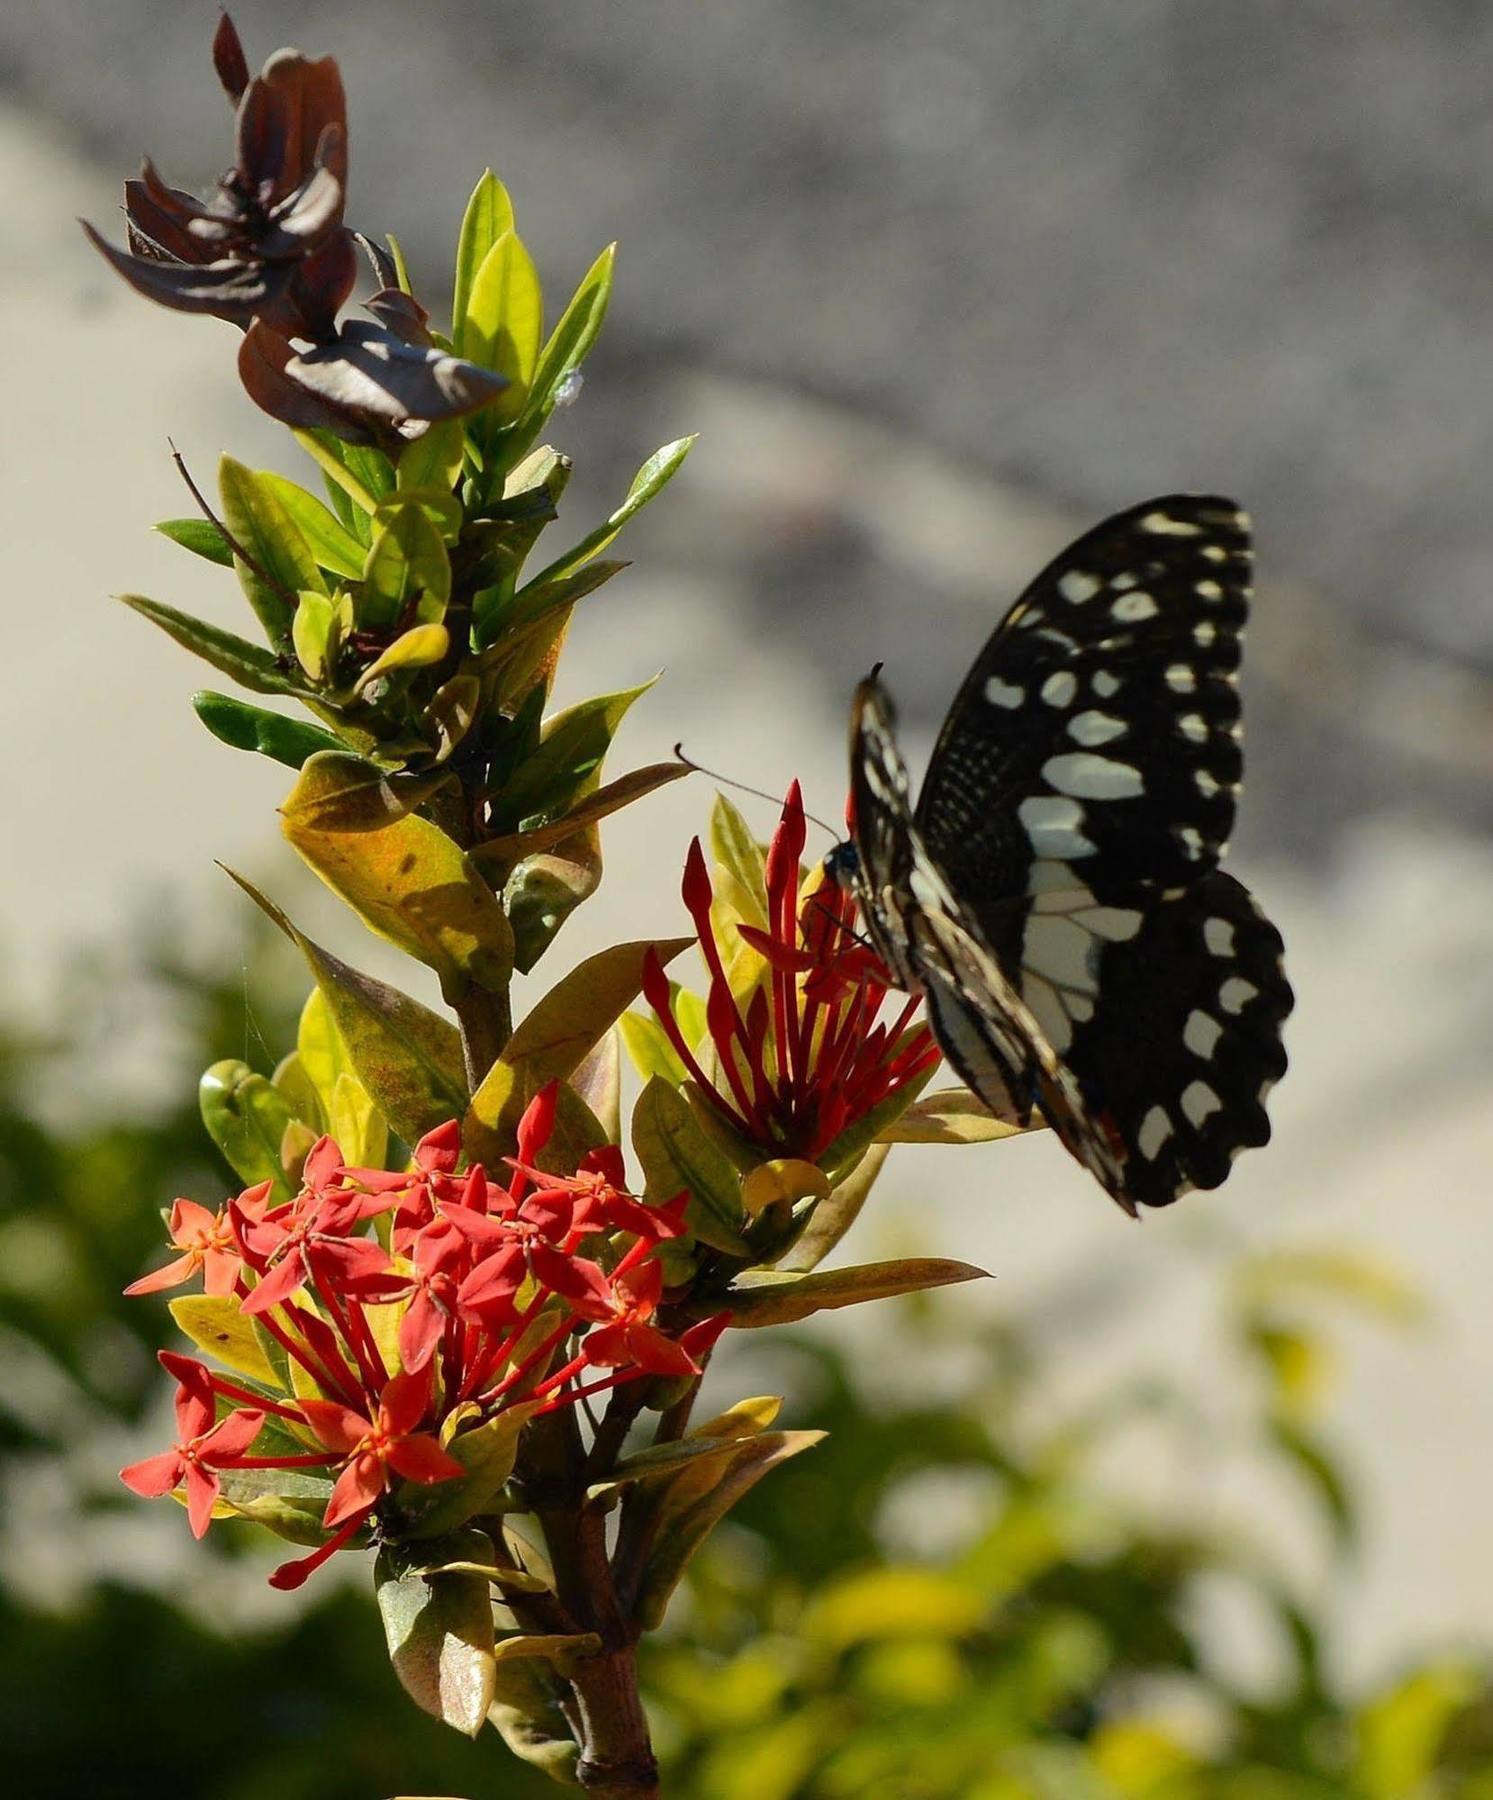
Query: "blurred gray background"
6 0 1493 1680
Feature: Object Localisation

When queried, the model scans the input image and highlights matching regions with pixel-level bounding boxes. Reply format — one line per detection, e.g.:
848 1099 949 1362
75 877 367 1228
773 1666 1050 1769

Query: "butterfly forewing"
915 496 1251 898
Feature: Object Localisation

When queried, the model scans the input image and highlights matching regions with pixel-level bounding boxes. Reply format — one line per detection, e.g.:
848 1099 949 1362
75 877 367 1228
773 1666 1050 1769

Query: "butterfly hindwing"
915 495 1251 898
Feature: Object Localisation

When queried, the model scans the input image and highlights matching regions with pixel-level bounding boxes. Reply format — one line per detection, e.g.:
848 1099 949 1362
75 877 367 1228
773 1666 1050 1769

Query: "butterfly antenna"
672 744 842 841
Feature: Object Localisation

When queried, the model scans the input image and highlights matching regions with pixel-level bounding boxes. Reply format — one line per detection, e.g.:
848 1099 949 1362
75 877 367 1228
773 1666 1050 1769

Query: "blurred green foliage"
2 928 1490 1800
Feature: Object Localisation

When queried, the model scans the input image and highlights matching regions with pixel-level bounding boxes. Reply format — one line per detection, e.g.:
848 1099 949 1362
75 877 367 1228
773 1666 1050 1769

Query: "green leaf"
155 517 233 567
618 1008 687 1087
492 679 656 832
362 503 452 628
572 1029 621 1147
631 1075 747 1254
485 556 628 649
475 762 689 869
740 1158 830 1219
376 1546 496 1738
711 1258 987 1328
219 453 325 642
818 1059 938 1181
505 834 604 976
119 594 315 699
466 938 690 1158
169 1294 283 1386
327 1070 387 1169
199 1059 298 1201
214 1468 336 1546
291 588 335 682
875 1088 1028 1145
191 692 342 769
452 170 516 350
525 437 695 591
633 1432 824 1629
256 473 367 579
709 793 770 928
589 1435 753 1501
516 241 615 439
282 756 514 998
226 871 469 1141
398 419 466 499
782 1144 890 1272
401 1404 539 1540
460 230 542 421
271 1049 325 1131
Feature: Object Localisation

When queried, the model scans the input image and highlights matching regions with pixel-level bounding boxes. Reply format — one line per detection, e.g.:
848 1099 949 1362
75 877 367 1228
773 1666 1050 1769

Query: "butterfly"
827 494 1293 1214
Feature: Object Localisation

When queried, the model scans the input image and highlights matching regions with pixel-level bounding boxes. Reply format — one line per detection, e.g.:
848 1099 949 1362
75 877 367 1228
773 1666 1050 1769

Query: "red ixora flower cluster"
121 1085 725 1589
644 784 940 1162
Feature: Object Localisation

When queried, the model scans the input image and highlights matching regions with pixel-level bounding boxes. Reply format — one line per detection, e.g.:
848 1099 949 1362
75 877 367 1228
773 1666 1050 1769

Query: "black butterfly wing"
915 495 1252 897
961 873 1291 1205
904 494 1291 1209
846 677 1128 1192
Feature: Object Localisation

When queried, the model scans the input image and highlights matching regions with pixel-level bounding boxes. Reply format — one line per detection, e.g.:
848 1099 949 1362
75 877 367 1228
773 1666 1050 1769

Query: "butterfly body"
833 495 1292 1214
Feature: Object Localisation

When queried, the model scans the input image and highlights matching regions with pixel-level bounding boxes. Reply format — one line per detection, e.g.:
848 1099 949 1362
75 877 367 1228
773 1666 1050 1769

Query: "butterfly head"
823 839 860 890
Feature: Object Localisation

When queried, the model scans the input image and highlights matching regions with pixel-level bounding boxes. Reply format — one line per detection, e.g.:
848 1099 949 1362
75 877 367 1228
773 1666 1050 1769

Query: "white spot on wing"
1184 1010 1223 1059
1059 571 1100 603
1219 976 1257 1014
1178 826 1205 860
1018 796 1097 859
1165 664 1196 693
1194 622 1218 647
1041 670 1078 707
1195 769 1220 797
1142 512 1202 537
1068 710 1127 747
1075 905 1143 941
1179 713 1208 743
1181 1081 1223 1126
1112 591 1159 623
1204 917 1236 956
1196 579 1224 601
1020 970 1073 1051
984 675 1025 708
1092 671 1122 698
1043 753 1145 800
1138 1105 1172 1158
1023 914 1099 996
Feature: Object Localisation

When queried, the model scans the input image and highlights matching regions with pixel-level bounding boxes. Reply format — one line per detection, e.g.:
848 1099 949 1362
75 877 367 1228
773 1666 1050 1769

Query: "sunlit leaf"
1355 1661 1481 1799
282 765 513 1000
169 1294 283 1387
631 1075 747 1254
452 170 515 350
714 1258 987 1328
199 1059 298 1201
461 230 542 423
876 1088 1029 1145
524 437 695 591
740 1159 831 1219
632 1432 824 1630
226 870 468 1141
781 1144 890 1273
401 1403 540 1540
361 503 452 628
398 419 465 499
799 1566 987 1650
709 792 770 928
517 240 614 441
155 517 233 568
475 761 689 870
256 472 366 579
219 453 326 642
466 939 690 1157
375 1545 496 1737
119 594 316 698
491 679 657 833
277 751 447 834
354 623 451 691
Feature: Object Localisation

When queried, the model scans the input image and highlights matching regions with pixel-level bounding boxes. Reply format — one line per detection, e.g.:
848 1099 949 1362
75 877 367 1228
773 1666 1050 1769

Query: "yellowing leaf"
631 1074 747 1254
741 1159 831 1218
782 1144 890 1272
219 453 326 641
169 1294 282 1386
281 756 514 1000
876 1088 1030 1144
354 623 451 692
716 1257 987 1328
452 170 516 350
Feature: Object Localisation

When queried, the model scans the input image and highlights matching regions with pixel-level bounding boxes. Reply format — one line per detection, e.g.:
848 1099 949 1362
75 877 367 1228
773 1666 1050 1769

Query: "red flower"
119 1366 264 1538
124 1198 244 1297
646 783 940 1161
299 1370 465 1529
238 1136 400 1317
575 1260 700 1379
